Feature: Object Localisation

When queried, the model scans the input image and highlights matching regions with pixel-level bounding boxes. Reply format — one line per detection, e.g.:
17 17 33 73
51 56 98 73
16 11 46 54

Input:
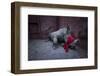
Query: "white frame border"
20 6 95 70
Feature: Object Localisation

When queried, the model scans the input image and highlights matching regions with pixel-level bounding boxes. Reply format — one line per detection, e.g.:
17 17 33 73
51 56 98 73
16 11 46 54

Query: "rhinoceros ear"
67 25 71 34
67 25 70 31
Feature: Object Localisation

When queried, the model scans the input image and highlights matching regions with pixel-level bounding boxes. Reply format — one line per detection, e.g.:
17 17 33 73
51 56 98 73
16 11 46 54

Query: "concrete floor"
28 39 87 61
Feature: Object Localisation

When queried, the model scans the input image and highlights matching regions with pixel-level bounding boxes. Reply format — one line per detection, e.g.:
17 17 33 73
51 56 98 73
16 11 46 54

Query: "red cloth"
63 34 75 52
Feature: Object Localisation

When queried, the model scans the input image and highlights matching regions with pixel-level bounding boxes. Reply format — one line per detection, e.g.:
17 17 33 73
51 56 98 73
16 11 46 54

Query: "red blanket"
63 34 76 52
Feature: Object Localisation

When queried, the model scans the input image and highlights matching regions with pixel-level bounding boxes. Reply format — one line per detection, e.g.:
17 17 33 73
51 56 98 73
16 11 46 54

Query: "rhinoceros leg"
52 36 59 49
